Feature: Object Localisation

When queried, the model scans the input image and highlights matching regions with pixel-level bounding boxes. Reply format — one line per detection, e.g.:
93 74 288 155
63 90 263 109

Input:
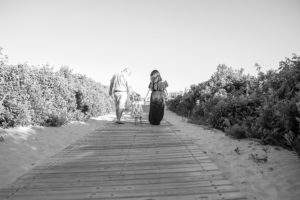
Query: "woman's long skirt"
149 91 165 125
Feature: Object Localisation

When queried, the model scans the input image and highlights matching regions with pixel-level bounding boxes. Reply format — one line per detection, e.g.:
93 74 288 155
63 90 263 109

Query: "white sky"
0 0 300 96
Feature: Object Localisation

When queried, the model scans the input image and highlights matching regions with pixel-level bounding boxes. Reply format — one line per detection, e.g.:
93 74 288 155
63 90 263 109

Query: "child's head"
134 94 141 101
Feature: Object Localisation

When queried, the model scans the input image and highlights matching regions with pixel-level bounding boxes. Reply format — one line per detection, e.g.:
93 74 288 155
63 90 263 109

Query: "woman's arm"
144 89 150 100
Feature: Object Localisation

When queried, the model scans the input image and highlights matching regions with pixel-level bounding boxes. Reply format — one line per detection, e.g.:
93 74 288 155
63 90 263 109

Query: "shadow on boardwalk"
0 112 246 200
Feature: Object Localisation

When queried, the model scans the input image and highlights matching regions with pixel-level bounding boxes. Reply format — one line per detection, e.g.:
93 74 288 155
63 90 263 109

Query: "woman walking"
145 70 168 125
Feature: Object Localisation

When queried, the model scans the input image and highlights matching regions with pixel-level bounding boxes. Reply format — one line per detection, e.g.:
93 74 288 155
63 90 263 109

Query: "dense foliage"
0 49 114 127
168 55 300 152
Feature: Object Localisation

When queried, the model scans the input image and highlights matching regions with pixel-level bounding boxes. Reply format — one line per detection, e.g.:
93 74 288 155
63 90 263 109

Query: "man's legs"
114 92 127 124
114 93 121 123
115 107 120 122
116 108 124 124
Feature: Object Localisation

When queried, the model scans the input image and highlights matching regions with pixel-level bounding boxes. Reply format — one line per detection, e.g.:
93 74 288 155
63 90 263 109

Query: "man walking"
109 68 132 124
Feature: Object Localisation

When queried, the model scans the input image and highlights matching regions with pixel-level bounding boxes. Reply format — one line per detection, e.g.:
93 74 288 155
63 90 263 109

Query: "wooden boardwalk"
0 115 246 200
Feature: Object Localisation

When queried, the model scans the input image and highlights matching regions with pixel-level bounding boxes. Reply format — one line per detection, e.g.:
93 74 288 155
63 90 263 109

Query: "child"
130 95 143 125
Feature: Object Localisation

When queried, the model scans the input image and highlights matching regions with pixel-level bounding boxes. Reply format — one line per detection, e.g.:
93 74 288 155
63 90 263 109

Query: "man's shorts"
114 92 128 110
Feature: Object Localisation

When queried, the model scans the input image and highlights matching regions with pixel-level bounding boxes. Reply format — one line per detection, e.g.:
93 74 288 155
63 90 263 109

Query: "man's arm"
109 75 115 96
125 77 133 96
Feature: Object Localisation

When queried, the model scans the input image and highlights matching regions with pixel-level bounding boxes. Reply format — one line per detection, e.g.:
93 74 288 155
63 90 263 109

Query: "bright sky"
1 0 300 96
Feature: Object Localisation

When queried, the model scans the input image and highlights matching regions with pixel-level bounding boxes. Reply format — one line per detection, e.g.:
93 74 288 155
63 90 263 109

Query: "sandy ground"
0 110 300 200
164 110 300 200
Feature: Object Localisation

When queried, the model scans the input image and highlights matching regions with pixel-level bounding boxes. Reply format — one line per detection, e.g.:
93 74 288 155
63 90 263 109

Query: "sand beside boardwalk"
1 110 300 200
164 110 300 200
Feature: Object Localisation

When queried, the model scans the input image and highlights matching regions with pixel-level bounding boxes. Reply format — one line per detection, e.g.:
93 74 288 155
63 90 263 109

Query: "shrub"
0 59 114 128
225 124 247 139
43 114 68 127
167 54 300 153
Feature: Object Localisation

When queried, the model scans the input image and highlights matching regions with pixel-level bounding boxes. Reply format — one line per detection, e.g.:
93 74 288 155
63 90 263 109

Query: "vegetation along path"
0 112 246 200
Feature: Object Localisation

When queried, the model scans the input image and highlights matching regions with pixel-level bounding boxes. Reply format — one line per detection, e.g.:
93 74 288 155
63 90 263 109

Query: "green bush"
225 124 247 139
0 51 114 128
43 114 68 127
167 54 300 152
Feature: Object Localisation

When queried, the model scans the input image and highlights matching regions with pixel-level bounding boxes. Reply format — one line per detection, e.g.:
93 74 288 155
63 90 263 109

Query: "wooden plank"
5 185 241 200
20 175 227 189
31 161 210 171
4 180 234 194
1 191 246 200
13 173 225 188
18 170 223 183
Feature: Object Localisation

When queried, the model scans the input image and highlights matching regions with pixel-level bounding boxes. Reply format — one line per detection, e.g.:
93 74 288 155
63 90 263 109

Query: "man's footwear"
115 121 124 124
